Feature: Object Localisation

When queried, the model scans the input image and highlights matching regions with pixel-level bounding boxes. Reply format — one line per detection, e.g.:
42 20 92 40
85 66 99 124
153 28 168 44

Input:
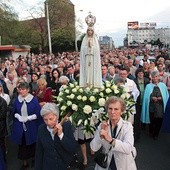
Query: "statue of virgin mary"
79 13 103 88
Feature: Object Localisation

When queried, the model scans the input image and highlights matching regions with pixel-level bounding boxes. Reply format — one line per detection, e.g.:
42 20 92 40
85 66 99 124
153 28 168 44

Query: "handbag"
94 146 112 168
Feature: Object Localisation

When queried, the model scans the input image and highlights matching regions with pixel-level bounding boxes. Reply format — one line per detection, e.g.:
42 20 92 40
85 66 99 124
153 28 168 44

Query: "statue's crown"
85 12 96 27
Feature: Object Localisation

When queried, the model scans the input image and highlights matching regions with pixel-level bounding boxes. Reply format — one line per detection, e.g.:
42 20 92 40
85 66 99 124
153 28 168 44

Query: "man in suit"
108 65 119 82
101 65 112 82
66 64 77 83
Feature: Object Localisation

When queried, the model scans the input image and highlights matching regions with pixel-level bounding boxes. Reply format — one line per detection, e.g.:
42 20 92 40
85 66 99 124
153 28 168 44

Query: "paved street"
6 126 170 170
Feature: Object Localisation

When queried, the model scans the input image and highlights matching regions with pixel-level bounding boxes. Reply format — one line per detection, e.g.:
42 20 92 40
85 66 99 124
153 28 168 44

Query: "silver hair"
150 70 160 78
59 75 69 83
40 102 59 117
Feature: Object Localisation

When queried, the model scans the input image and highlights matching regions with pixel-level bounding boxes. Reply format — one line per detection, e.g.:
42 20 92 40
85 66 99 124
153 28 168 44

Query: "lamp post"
45 0 52 54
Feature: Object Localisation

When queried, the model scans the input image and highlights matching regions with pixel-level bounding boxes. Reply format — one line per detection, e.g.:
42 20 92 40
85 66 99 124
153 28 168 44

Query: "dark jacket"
35 121 77 170
0 96 8 138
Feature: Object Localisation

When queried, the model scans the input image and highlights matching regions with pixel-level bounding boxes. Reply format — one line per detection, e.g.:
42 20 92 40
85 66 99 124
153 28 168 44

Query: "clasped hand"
100 121 112 142
152 96 162 102
14 113 37 123
52 123 63 136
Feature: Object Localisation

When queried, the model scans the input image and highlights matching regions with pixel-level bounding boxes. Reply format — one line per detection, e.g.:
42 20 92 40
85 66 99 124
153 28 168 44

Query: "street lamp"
45 0 52 54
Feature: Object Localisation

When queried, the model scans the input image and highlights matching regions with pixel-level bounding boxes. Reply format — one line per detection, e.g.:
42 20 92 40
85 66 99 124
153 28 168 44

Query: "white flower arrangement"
56 81 135 134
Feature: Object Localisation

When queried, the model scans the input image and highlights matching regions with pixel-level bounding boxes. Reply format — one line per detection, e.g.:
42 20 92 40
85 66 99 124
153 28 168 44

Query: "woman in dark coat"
35 103 77 170
47 68 61 96
11 82 42 169
134 68 150 141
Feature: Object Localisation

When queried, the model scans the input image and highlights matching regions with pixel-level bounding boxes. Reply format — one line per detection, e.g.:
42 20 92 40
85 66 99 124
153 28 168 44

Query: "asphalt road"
6 126 170 170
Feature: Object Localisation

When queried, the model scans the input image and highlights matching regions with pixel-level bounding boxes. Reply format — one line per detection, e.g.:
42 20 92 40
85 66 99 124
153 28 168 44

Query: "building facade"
126 22 170 47
99 36 114 51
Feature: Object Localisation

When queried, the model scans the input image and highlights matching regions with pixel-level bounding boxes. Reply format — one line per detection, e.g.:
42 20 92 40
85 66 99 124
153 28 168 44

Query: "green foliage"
0 5 19 44
0 0 75 52
51 26 75 52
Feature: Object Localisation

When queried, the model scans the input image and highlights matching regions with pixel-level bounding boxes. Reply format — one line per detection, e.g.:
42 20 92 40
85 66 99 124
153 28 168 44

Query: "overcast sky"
11 0 170 46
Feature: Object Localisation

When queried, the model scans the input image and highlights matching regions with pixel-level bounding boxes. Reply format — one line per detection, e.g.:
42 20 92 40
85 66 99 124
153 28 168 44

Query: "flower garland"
56 80 135 134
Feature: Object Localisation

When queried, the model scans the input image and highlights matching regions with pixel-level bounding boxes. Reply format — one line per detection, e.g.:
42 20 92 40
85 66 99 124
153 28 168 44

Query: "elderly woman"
35 102 77 170
58 75 69 92
90 96 137 170
141 70 169 139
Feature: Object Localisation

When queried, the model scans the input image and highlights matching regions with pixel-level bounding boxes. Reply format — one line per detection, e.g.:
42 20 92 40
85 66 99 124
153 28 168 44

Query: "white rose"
111 84 117 90
70 94 75 99
65 89 70 94
70 83 74 88
82 96 87 101
76 85 80 90
58 92 63 96
72 88 77 93
61 105 67 111
89 96 96 102
99 92 104 97
114 89 119 94
100 85 105 91
93 88 99 93
106 88 112 94
83 105 92 114
121 94 126 99
57 97 63 102
105 81 111 87
67 101 72 106
77 95 82 100
98 98 106 106
79 88 83 93
72 104 78 111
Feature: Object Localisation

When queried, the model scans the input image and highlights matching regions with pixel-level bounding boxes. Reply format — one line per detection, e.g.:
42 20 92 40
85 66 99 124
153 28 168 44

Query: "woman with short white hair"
35 102 77 170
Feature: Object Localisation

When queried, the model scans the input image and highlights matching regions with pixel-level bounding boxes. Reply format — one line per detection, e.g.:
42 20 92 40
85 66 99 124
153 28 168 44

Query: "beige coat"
90 118 137 170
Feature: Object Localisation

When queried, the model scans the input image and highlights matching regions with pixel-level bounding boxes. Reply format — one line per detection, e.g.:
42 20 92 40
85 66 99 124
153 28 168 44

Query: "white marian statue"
79 12 103 88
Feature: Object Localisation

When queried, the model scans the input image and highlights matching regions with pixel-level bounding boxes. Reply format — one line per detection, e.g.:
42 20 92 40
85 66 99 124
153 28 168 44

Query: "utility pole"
45 0 52 54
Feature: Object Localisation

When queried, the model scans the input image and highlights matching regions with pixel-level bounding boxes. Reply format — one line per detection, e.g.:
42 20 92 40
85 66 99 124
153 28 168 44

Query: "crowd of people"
1 17 170 169
0 44 170 169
